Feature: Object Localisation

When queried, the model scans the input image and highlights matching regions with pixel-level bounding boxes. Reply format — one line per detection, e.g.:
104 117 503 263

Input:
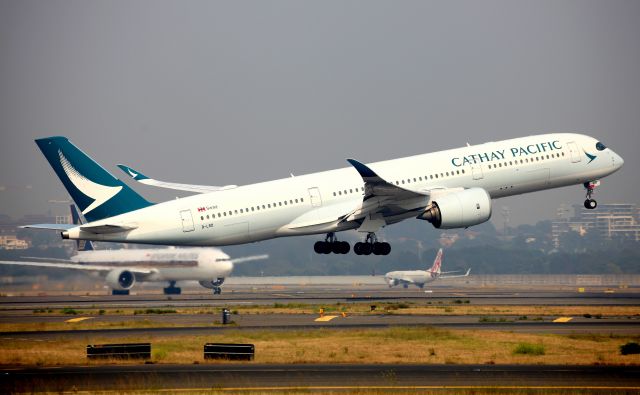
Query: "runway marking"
314 315 338 322
553 317 573 323
270 293 293 297
65 317 94 323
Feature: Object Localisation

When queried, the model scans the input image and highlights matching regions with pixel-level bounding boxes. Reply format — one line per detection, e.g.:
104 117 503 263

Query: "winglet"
117 164 150 181
346 158 379 179
465 268 471 276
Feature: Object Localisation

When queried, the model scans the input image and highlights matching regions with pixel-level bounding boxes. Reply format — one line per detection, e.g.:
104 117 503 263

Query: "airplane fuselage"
72 248 233 282
63 133 623 246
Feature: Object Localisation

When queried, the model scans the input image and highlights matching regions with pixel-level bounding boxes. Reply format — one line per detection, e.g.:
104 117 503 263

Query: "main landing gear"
163 281 182 295
314 232 350 254
353 233 391 256
314 232 391 256
583 180 600 210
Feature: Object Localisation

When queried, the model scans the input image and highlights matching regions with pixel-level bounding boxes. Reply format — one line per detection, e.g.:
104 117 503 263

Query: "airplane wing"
438 268 471 279
340 159 431 231
0 260 153 275
229 254 269 264
117 164 237 194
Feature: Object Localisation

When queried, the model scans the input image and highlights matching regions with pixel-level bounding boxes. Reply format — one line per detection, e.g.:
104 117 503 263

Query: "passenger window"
201 216 204 220
240 209 244 213
251 207 255 211
207 215 210 219
461 169 465 174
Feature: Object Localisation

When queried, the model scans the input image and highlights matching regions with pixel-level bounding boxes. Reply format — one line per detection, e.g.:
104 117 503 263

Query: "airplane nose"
612 151 624 170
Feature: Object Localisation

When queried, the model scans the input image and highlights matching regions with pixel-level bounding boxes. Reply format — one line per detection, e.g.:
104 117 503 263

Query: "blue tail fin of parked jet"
35 137 153 222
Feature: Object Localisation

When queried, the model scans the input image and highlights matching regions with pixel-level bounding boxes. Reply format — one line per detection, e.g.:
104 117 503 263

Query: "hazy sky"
1 0 638 226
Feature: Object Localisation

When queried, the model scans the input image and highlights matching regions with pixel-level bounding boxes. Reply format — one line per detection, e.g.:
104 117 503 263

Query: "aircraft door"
471 165 484 180
308 187 322 207
567 142 581 163
180 209 195 232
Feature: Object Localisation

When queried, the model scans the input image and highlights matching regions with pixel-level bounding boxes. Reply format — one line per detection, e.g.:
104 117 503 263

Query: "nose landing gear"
354 233 391 256
583 180 600 210
314 232 350 254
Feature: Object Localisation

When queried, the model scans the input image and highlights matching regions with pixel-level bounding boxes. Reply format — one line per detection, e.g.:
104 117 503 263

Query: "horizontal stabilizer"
21 224 75 231
117 164 237 194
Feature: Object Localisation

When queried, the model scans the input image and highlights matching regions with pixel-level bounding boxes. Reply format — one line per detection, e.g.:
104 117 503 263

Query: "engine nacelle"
105 269 136 291
199 278 225 289
418 188 492 229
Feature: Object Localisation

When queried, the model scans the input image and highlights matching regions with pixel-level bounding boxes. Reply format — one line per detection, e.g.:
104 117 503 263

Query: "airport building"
0 235 29 250
551 203 640 248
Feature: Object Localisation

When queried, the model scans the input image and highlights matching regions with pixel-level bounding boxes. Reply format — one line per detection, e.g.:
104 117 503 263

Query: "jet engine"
418 188 492 229
199 278 225 289
105 269 136 291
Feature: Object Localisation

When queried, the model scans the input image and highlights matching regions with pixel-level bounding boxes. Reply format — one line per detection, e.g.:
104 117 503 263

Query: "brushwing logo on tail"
58 150 122 215
126 168 139 179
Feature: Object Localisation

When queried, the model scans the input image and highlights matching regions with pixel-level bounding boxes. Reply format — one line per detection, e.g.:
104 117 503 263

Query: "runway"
3 364 640 393
2 313 639 341
2 286 639 338
2 289 639 310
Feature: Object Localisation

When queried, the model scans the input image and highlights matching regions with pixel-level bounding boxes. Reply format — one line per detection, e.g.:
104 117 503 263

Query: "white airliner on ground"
1 207 266 295
385 248 469 289
26 133 623 255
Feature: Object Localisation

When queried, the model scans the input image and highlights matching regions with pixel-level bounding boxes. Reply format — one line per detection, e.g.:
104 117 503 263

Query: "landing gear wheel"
372 242 391 256
583 181 600 210
213 286 222 295
163 286 182 295
314 233 350 254
354 242 363 255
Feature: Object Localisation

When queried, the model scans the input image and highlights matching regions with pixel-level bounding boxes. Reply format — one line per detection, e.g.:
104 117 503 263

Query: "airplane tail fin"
69 204 94 251
428 248 443 274
35 137 153 222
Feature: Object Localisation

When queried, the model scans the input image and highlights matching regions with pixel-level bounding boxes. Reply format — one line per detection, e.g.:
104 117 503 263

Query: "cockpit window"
596 142 606 151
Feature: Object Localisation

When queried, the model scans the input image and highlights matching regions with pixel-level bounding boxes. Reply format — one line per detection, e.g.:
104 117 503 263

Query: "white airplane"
25 133 623 255
385 248 469 289
1 207 267 295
